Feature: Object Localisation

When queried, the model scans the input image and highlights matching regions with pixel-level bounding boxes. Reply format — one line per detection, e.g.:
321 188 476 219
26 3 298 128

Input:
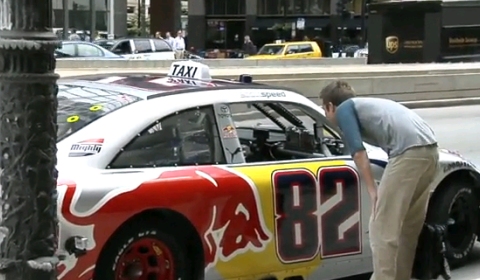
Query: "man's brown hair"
320 80 356 106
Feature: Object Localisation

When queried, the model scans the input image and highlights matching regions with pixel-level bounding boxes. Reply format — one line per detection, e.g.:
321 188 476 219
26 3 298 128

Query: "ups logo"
385 36 399 54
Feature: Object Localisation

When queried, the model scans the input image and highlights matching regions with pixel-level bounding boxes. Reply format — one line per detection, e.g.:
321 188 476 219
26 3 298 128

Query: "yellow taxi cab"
245 41 322 59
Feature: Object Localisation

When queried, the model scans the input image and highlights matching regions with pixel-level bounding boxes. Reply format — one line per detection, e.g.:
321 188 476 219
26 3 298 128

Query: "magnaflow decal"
68 139 104 157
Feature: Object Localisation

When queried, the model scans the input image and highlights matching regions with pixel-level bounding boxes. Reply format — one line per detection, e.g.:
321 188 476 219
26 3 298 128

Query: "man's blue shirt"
335 99 365 156
334 98 437 157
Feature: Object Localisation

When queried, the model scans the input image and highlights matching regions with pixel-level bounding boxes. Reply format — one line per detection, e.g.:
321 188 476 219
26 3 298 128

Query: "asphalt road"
414 105 480 280
416 105 480 165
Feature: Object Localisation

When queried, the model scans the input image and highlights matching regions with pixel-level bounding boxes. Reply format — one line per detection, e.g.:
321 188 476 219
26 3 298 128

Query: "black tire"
94 218 191 280
427 183 478 267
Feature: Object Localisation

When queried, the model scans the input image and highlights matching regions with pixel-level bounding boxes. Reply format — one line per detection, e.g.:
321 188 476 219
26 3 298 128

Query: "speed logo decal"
272 166 362 264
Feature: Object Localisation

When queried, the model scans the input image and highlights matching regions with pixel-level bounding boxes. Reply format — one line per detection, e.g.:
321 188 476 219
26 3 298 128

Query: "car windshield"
57 85 143 140
257 45 284 55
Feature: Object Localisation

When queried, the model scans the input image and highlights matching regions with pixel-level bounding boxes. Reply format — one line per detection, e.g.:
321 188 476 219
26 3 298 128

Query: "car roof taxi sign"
168 60 212 80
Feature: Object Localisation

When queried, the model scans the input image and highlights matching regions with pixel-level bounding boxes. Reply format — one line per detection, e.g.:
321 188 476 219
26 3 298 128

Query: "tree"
127 11 151 36
0 0 59 279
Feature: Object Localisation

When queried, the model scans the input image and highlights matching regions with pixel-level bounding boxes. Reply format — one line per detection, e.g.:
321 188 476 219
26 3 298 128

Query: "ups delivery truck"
368 0 480 64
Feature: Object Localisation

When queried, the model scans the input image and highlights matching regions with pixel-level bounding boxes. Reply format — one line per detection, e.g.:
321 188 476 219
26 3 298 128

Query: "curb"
401 97 480 109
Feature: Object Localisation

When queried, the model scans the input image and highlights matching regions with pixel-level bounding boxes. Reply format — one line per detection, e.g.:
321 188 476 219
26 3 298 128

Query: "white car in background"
354 43 368 58
109 38 176 60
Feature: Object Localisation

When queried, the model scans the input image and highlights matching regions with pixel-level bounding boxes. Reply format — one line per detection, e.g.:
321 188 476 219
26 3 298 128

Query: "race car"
56 60 480 280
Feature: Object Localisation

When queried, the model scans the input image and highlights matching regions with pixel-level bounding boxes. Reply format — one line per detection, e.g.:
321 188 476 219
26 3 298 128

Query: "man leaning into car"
319 81 439 280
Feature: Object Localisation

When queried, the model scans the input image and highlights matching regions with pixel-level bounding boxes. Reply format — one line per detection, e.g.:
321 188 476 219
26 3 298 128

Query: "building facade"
52 0 128 36
183 0 365 50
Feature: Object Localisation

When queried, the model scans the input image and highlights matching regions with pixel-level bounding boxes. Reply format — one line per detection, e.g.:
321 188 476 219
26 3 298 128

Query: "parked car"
55 41 124 59
93 39 116 50
246 41 322 59
109 38 176 60
354 43 369 58
55 60 480 280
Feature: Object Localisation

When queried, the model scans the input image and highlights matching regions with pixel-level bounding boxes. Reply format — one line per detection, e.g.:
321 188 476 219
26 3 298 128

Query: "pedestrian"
165 31 175 49
68 29 81 41
242 35 257 57
319 81 439 280
173 30 185 59
155 31 163 39
83 30 91 42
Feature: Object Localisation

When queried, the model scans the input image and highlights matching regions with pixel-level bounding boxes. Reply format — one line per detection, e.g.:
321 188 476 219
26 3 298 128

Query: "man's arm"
335 100 377 195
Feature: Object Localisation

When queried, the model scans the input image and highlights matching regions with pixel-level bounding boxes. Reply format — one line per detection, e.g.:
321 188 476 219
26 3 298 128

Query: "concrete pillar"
245 0 256 37
187 0 206 49
150 0 182 36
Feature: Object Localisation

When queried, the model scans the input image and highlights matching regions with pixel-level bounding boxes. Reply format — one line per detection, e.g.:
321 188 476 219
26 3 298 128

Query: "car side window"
112 40 132 55
298 44 314 53
109 106 226 168
134 39 153 53
153 39 172 52
60 43 76 56
77 44 103 57
286 45 299 54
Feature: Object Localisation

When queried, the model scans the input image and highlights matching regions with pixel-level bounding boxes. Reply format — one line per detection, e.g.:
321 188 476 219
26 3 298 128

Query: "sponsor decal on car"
68 139 104 157
241 91 287 99
222 125 237 138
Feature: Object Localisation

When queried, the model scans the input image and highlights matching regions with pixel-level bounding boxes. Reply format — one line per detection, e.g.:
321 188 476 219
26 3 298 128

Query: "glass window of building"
346 0 362 14
258 0 329 15
52 0 108 33
306 0 330 15
205 0 246 15
258 0 283 15
286 0 329 14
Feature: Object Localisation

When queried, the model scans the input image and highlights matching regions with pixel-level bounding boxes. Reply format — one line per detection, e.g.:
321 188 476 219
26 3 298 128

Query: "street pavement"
414 105 480 280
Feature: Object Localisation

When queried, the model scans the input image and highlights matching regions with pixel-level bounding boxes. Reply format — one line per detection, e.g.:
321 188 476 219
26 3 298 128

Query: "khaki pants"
370 145 439 280
175 50 184 59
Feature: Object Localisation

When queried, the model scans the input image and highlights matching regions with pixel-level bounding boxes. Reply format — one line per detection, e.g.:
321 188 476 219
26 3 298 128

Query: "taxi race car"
56 60 480 280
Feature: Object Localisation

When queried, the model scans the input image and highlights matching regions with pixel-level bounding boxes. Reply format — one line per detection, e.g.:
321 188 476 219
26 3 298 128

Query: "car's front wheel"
427 182 478 267
94 218 191 280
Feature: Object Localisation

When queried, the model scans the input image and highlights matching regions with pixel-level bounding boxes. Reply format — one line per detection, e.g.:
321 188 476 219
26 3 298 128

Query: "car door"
152 39 176 60
297 43 316 58
128 39 154 60
76 43 104 57
108 105 226 169
111 40 133 57
209 101 372 280
284 45 301 59
57 43 77 58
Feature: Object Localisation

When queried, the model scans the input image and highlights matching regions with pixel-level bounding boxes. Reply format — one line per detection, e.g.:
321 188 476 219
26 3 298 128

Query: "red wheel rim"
114 237 175 280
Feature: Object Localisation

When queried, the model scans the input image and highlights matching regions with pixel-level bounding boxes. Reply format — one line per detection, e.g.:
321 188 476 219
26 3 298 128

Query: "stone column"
0 0 60 279
188 0 206 49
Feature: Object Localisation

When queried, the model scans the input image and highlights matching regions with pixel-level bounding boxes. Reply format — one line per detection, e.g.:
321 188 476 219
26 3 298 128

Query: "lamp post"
0 0 60 280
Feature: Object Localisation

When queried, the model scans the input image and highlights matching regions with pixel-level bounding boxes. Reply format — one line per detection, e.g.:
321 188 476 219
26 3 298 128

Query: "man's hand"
352 150 378 218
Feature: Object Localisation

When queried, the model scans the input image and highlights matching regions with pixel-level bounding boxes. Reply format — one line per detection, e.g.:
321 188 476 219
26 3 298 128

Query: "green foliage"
127 12 150 36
